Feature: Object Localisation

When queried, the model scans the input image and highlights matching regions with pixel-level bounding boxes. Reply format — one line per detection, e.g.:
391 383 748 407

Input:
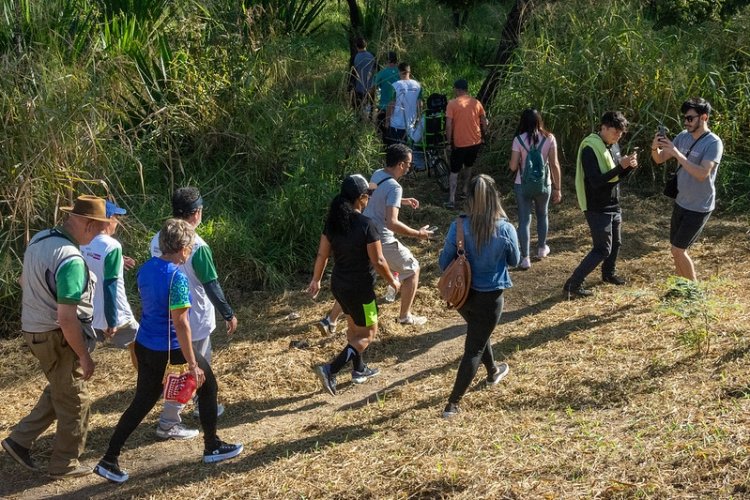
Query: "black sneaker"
203 440 243 464
2 437 37 471
603 274 626 285
351 365 380 384
314 364 337 396
442 402 460 418
563 285 593 299
94 459 129 483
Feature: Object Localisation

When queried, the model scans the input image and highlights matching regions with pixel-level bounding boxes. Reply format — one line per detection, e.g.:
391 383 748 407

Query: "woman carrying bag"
94 219 242 484
438 174 520 418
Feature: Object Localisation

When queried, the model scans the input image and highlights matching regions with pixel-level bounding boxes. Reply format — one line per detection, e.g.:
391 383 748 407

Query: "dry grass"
1 172 749 499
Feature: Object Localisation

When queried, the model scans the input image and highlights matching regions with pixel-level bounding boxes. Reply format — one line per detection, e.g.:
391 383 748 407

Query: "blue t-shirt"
136 257 192 351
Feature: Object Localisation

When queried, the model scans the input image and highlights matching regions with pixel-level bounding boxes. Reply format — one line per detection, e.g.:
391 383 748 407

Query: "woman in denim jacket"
438 174 520 418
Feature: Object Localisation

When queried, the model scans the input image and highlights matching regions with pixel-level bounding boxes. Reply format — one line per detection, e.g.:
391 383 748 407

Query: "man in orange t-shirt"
445 79 488 209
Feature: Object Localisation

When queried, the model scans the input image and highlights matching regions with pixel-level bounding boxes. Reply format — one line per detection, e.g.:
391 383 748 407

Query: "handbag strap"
674 131 711 174
455 217 466 256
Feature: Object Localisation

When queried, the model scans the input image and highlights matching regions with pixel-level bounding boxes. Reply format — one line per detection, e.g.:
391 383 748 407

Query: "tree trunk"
477 0 539 107
345 0 363 90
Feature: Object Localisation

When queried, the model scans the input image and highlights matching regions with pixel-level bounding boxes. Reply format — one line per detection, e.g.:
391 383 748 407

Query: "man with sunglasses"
651 97 724 280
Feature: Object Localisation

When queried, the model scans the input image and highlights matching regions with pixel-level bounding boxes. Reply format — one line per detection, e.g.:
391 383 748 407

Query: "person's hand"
620 153 638 170
656 135 677 160
307 280 321 299
551 189 562 204
651 133 663 152
190 365 206 389
79 352 95 381
391 278 402 295
225 316 238 336
104 326 118 339
402 197 420 209
123 256 136 270
419 225 434 241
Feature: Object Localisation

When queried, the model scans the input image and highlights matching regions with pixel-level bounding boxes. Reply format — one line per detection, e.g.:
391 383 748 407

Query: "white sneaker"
193 403 225 419
155 423 199 440
519 257 531 270
398 314 427 326
537 245 550 259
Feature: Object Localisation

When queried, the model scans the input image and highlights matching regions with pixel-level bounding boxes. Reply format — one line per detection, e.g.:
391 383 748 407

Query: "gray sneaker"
317 317 336 336
314 364 337 396
486 362 509 386
351 366 380 384
193 403 225 419
155 423 199 440
49 465 92 479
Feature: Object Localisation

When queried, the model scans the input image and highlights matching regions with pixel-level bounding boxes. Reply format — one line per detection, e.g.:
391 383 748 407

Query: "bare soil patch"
1 173 749 499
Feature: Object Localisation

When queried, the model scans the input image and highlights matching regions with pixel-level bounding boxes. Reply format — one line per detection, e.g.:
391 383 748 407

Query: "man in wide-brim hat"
2 194 110 479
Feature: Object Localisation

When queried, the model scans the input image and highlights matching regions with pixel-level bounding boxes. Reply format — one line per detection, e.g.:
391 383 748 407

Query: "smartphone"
427 225 438 232
631 146 640 155
657 124 668 137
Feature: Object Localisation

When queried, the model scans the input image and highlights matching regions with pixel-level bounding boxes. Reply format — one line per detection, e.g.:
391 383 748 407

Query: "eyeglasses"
683 114 700 123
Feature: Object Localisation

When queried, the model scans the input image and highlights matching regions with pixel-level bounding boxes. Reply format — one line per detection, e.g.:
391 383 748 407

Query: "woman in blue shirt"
438 174 520 418
94 219 242 483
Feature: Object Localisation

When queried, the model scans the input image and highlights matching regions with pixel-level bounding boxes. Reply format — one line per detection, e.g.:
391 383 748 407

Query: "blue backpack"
518 135 549 197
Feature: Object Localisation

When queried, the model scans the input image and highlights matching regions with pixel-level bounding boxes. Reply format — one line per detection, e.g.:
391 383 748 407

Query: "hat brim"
60 206 111 223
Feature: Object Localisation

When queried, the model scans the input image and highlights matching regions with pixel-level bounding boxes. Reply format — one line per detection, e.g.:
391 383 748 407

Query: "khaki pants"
10 329 90 474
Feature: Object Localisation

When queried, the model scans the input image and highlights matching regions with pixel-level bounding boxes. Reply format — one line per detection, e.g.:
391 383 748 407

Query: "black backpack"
423 93 448 147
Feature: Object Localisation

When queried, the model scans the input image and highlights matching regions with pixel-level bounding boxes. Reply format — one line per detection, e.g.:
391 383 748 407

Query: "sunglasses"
683 114 701 123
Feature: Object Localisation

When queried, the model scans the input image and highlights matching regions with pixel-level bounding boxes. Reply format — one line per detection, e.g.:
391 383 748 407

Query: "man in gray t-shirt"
651 97 724 280
351 37 375 116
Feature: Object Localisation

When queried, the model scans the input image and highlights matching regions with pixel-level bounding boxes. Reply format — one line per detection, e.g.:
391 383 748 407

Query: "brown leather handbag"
438 217 471 309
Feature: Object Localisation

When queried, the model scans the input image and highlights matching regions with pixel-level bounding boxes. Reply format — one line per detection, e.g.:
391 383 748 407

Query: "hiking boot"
316 317 336 336
603 274 626 285
49 465 92 479
486 362 510 386
442 402 460 419
537 245 551 259
193 403 225 419
351 366 380 384
563 284 593 299
398 314 427 326
155 423 199 440
314 364 337 396
203 440 243 464
2 437 37 471
519 257 531 270
94 459 129 483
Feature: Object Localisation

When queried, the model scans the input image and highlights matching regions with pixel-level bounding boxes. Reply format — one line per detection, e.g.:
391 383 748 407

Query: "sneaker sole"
314 366 336 396
203 443 243 464
49 467 93 479
351 371 380 384
94 464 129 483
155 429 200 441
2 439 37 471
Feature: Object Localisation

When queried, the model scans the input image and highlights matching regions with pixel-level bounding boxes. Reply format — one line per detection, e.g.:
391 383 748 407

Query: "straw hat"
60 195 110 222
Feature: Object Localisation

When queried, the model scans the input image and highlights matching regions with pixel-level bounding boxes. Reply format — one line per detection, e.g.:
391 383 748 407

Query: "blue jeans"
514 184 550 258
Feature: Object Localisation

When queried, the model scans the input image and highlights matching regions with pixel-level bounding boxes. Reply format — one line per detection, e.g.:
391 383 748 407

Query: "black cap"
341 174 370 201
454 79 468 91
387 51 397 64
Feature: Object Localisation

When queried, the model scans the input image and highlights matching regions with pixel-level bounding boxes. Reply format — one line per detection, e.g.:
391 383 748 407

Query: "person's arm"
307 234 331 299
192 245 237 334
58 303 95 380
445 117 453 146
438 221 458 271
385 205 431 240
479 113 489 142
549 139 562 204
582 147 625 188
172 306 205 389
503 222 521 268
656 135 719 181
367 240 399 292
509 149 521 173
102 247 122 333
55 257 95 379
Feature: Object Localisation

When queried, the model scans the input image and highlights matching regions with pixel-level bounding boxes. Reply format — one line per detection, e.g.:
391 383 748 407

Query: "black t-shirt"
581 146 631 212
324 212 380 291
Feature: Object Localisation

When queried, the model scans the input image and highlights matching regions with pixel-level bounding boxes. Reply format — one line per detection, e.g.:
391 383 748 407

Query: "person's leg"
671 246 696 280
534 190 551 252
447 290 504 405
399 267 419 320
103 343 168 462
461 145 480 199
192 352 219 447
669 204 711 281
514 184 532 259
448 147 463 205
601 212 622 279
565 212 613 289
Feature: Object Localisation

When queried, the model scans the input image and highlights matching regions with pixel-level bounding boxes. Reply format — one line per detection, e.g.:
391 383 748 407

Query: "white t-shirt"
390 79 422 130
81 233 135 330
150 232 216 340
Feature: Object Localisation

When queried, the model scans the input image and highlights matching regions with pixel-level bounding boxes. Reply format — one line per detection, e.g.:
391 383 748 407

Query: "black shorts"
332 286 379 327
670 203 711 249
449 144 481 173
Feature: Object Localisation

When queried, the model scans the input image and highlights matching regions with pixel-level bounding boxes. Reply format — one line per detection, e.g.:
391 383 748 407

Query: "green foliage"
250 0 328 36
646 0 749 27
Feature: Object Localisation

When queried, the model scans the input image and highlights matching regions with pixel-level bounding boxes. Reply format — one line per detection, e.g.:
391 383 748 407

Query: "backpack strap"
516 135 530 153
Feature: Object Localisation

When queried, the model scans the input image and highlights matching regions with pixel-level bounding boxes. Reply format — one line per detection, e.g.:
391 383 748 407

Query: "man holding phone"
651 97 724 281
563 111 638 298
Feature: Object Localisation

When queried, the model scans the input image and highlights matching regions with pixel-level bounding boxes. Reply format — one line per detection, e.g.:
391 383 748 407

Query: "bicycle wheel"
433 157 450 192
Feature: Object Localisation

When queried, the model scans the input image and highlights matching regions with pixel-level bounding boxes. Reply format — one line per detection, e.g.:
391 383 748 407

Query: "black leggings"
448 289 504 404
104 341 219 460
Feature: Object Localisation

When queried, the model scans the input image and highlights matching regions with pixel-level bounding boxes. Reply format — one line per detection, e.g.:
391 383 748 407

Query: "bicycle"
423 144 450 192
